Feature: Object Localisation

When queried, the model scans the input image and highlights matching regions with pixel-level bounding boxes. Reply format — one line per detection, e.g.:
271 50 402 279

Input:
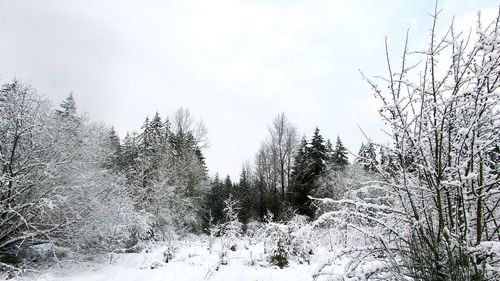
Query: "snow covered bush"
269 238 288 268
313 7 500 280
219 195 242 257
255 215 314 267
311 7 500 280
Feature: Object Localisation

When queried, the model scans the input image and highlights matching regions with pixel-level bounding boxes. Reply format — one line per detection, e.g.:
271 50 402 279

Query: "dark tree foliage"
103 126 122 171
331 136 349 171
204 174 228 226
55 92 77 118
357 141 378 172
289 128 330 218
234 168 253 227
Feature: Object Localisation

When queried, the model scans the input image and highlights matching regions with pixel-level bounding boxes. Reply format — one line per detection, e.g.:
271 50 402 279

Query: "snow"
7 236 342 281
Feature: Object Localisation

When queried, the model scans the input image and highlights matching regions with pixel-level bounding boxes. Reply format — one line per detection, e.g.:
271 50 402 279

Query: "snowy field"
6 236 349 281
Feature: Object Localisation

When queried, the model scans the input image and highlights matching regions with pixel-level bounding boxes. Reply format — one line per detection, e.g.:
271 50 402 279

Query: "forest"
1 4 500 281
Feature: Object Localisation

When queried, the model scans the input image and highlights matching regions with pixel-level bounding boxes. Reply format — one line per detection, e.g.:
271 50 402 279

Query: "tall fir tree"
309 127 328 176
55 92 77 118
325 139 334 163
204 174 227 227
104 126 122 171
331 136 349 171
357 141 378 172
290 128 329 218
235 167 252 227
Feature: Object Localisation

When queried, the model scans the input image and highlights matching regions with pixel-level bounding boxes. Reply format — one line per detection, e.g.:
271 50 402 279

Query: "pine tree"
290 129 329 218
55 93 82 143
289 138 309 216
290 137 308 185
55 92 77 118
325 139 334 163
121 132 140 173
235 167 252 226
104 126 122 171
331 136 349 170
224 175 233 196
379 146 397 177
357 141 378 172
309 127 327 176
205 174 227 226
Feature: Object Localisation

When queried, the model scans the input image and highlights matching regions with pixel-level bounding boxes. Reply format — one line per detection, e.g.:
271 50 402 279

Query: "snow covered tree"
251 114 298 220
268 113 299 203
254 146 273 220
203 174 227 228
0 81 62 259
116 109 209 236
103 126 122 171
234 165 253 227
220 195 242 256
269 238 288 268
322 7 500 279
57 123 149 253
0 83 149 263
289 138 312 217
55 92 76 118
221 195 242 239
331 136 349 171
168 108 208 197
356 141 378 172
289 128 329 218
309 128 328 176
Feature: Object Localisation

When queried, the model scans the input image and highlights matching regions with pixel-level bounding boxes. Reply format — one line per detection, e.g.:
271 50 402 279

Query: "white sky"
0 0 498 179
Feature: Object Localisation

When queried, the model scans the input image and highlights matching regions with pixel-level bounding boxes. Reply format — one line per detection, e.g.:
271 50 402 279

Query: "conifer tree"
331 136 349 170
290 128 329 218
121 132 140 174
309 127 327 176
325 139 334 163
55 93 82 146
357 141 378 172
104 126 122 171
55 92 77 118
205 174 227 226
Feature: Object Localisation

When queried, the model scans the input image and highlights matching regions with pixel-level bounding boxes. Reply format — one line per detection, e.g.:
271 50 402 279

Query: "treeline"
204 113 388 229
107 108 209 234
0 79 386 265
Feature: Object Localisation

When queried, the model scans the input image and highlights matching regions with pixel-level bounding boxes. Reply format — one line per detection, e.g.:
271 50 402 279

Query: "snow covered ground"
6 236 347 281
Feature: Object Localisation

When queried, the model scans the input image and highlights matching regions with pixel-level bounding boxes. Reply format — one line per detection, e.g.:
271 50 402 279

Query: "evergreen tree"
55 93 82 144
235 167 252 227
291 137 308 176
289 129 329 218
137 116 158 189
121 132 140 174
357 141 378 172
379 146 397 177
325 139 334 163
205 174 227 226
55 92 77 118
309 127 327 176
104 126 122 171
331 136 349 170
224 175 233 196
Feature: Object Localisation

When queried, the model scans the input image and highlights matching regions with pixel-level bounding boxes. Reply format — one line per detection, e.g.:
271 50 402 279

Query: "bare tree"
267 113 298 202
314 6 500 280
171 107 208 149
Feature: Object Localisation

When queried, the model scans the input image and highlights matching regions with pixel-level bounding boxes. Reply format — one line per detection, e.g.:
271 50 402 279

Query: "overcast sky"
0 0 498 179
